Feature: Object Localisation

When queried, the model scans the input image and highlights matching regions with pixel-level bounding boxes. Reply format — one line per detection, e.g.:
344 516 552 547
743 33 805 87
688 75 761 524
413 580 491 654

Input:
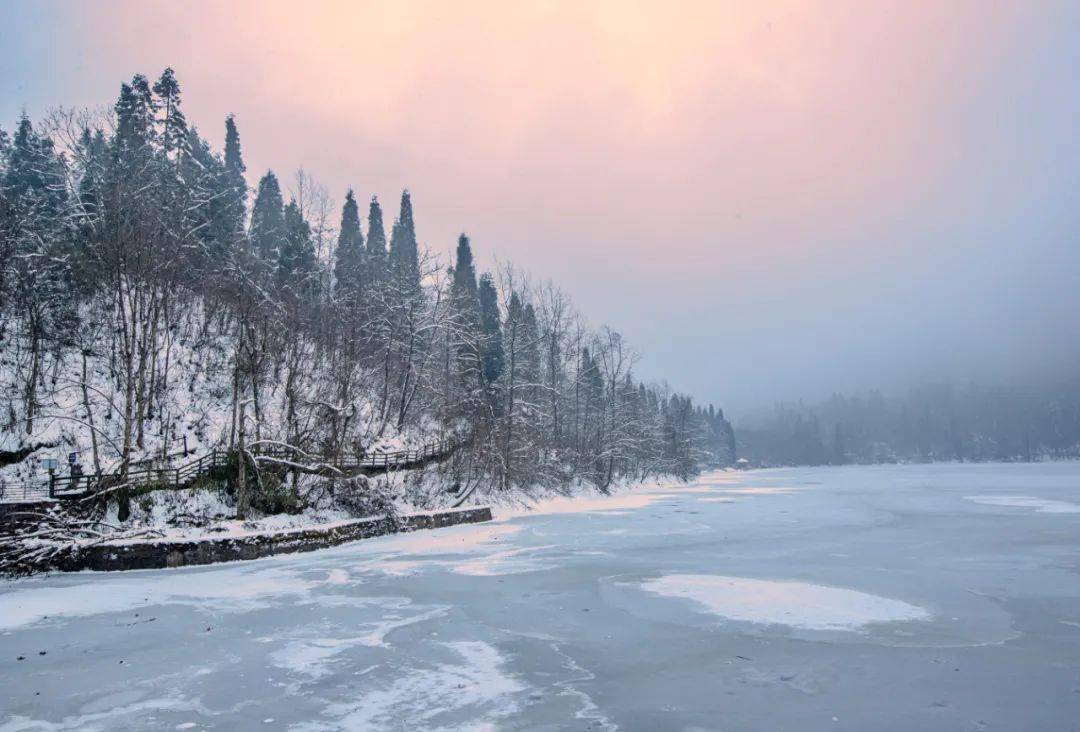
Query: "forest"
737 382 1080 466
0 69 736 517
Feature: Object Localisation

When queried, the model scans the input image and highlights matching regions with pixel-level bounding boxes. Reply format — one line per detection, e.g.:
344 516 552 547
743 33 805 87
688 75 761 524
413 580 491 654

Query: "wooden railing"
257 439 455 473
47 450 231 499
0 481 51 504
0 438 459 503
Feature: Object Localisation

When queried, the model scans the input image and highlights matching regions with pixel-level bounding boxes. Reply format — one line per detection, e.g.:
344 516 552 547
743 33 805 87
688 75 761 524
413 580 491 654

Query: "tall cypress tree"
222 115 247 238
333 189 365 302
451 233 478 303
477 274 504 384
389 189 420 290
366 196 387 281
280 199 316 293
449 234 484 397
521 302 541 396
250 171 286 262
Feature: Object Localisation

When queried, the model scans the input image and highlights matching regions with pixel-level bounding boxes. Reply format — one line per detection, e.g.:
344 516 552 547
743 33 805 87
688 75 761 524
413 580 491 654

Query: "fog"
2 1 1078 416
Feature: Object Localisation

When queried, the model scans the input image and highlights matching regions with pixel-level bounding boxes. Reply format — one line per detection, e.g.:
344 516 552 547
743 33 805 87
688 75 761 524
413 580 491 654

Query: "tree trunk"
81 350 101 474
236 399 248 520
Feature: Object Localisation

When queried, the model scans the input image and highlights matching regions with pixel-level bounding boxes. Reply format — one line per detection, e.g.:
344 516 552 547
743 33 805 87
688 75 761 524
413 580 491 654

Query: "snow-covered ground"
2 462 1080 730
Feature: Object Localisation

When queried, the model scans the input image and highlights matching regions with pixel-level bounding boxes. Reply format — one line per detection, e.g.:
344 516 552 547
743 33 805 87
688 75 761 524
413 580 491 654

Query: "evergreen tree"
181 125 231 276
389 189 420 289
520 302 542 404
280 199 317 293
250 171 286 262
449 234 484 403
113 74 155 161
451 233 478 302
1 114 73 432
366 196 387 281
578 346 605 464
222 115 247 238
4 116 67 212
477 274 504 384
152 67 189 162
333 189 365 302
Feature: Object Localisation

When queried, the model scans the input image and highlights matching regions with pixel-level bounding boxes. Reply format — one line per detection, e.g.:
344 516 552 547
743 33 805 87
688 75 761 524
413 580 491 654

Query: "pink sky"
3 1 1078 411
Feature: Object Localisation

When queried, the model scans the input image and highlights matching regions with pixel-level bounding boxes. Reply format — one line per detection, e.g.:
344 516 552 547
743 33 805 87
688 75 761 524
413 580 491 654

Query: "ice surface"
2 462 1080 731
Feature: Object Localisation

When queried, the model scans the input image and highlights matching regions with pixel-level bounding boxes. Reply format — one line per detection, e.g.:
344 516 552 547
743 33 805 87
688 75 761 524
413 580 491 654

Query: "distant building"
735 458 751 471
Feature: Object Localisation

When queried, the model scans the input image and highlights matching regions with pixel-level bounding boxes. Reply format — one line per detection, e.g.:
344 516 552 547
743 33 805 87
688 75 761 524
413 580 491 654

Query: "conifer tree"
366 196 387 281
451 234 478 301
113 75 155 165
333 189 365 302
222 115 247 238
389 189 420 290
477 274 504 384
152 67 189 162
521 302 541 402
250 171 286 262
181 125 231 275
4 116 67 212
449 234 484 402
2 115 73 432
281 199 317 294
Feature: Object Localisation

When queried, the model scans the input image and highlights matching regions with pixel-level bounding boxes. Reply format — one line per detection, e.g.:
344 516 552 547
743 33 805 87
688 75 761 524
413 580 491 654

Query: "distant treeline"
736 382 1080 466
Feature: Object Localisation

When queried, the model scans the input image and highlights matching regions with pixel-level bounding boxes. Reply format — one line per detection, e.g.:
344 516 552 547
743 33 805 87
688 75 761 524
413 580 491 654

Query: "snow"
296 641 525 731
963 494 1080 513
2 462 1080 730
0 301 447 505
635 575 930 631
0 563 336 631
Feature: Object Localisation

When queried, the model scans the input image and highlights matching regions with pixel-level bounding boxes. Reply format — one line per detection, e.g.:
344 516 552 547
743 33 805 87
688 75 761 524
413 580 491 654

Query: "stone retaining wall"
48 506 493 573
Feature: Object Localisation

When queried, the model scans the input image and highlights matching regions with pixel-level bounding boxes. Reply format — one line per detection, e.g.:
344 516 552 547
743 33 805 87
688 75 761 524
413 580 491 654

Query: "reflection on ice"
637 574 929 631
492 490 677 519
715 487 795 495
366 523 523 555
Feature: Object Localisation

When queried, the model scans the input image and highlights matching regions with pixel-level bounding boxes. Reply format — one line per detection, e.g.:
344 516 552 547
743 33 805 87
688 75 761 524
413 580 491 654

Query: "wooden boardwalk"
0 439 458 504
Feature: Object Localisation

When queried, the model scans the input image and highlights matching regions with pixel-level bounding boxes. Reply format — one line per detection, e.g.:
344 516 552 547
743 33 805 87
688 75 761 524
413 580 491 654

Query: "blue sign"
68 452 78 464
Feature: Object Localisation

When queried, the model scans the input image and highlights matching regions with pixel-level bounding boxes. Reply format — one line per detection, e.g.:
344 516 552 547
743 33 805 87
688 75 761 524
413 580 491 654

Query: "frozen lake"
3 462 1080 731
